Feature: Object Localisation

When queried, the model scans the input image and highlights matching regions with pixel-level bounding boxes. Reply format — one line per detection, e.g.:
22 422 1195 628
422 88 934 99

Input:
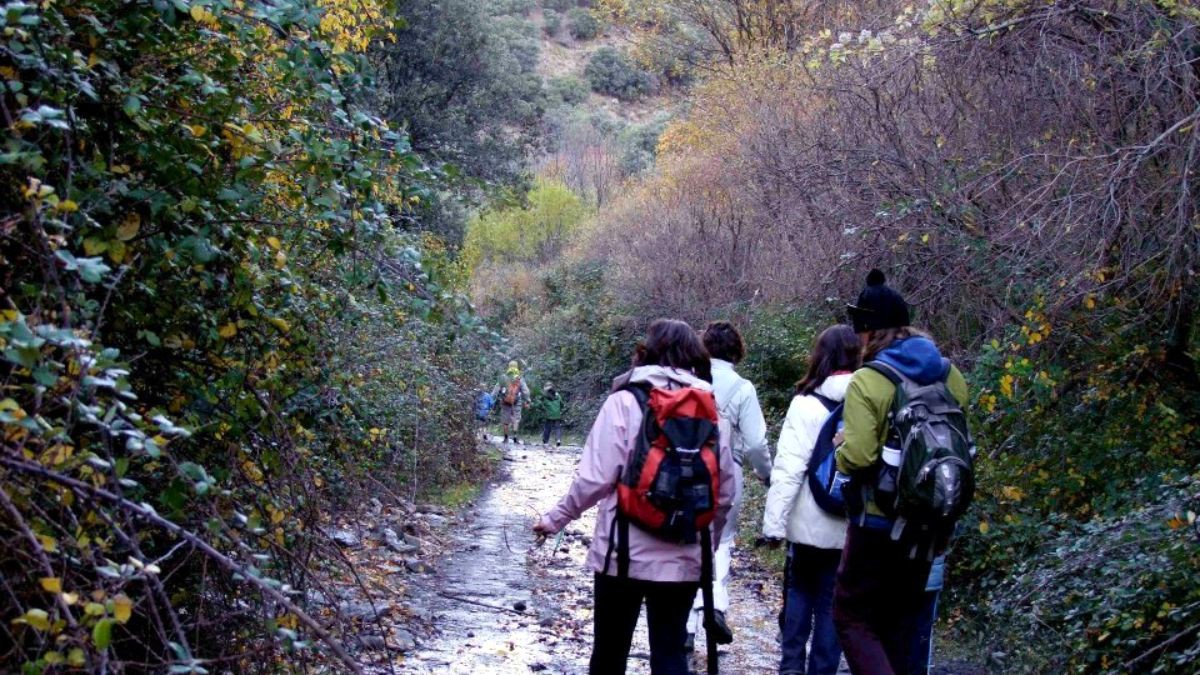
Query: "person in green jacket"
832 269 969 675
539 383 565 446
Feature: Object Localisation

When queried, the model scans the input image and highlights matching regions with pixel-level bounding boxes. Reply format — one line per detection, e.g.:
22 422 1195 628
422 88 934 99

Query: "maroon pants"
832 524 933 675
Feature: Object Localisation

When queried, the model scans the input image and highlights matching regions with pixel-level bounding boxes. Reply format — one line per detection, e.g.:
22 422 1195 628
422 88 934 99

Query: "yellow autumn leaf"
268 317 290 333
39 577 62 594
13 608 51 631
920 233 930 244
187 124 207 138
1001 486 1025 501
218 323 238 339
54 199 79 213
266 236 282 250
116 213 140 241
61 592 79 606
274 250 287 269
978 520 990 534
1084 295 1096 310
113 594 133 624
36 534 57 553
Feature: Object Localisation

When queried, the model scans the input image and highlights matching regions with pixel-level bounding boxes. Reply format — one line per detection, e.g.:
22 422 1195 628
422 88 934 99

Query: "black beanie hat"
847 269 911 333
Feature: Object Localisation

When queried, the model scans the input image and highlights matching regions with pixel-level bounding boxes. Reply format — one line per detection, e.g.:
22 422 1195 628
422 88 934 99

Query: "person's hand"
833 430 845 446
532 518 553 537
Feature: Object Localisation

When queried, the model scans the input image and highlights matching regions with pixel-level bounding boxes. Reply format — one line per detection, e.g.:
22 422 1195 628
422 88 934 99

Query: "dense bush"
544 8 563 34
545 0 577 11
568 7 602 40
585 47 656 100
547 75 591 105
0 0 493 671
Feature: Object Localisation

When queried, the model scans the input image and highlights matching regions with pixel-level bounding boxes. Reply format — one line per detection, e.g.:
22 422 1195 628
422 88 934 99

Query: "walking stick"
700 527 719 675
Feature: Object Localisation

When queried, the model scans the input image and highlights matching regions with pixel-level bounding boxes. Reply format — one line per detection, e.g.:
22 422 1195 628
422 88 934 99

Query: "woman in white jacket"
762 325 862 675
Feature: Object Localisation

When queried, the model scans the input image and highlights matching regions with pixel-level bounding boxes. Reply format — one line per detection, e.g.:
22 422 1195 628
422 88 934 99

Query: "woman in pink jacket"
534 319 738 675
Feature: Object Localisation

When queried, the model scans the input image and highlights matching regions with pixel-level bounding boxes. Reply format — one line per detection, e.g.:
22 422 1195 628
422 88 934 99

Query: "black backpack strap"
863 360 903 385
616 512 630 578
613 385 649 580
700 526 719 674
811 392 838 412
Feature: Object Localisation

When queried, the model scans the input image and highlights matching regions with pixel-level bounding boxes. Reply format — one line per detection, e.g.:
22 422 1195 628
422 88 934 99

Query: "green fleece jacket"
835 365 969 517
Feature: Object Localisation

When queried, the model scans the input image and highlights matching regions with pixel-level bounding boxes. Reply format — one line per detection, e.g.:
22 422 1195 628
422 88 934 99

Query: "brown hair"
702 321 746 364
796 325 863 395
633 319 713 383
861 326 930 362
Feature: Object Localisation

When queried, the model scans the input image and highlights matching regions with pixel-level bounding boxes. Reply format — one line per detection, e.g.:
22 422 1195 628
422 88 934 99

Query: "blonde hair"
862 326 929 362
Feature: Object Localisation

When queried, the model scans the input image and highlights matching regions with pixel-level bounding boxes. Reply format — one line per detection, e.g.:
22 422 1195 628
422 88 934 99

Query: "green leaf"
92 618 114 650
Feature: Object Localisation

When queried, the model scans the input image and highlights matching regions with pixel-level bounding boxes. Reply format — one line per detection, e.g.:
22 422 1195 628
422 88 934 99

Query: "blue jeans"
780 543 843 674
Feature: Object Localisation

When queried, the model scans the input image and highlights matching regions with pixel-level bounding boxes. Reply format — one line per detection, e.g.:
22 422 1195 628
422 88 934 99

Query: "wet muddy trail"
396 439 783 674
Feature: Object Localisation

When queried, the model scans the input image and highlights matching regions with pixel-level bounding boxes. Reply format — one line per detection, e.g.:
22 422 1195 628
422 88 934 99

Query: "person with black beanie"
832 269 970 675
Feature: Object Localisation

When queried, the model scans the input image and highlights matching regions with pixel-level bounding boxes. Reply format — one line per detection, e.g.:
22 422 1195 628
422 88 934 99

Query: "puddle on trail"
393 440 782 675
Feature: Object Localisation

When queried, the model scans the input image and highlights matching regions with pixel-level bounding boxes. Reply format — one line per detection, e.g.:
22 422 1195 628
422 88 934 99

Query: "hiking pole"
700 527 719 675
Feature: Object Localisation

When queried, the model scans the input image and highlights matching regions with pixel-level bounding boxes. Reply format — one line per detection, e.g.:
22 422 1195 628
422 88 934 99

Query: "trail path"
395 438 781 674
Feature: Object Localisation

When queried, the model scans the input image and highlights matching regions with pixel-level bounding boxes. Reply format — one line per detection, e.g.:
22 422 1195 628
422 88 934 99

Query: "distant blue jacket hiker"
833 269 974 675
475 389 495 421
474 387 495 439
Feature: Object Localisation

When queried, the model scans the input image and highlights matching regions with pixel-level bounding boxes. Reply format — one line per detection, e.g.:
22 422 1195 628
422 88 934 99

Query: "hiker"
539 383 565 446
762 324 862 675
685 321 773 650
491 360 531 444
474 385 495 440
533 319 737 675
833 269 974 674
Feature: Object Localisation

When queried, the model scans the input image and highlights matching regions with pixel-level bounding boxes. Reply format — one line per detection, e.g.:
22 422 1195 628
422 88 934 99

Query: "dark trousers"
780 543 843 674
590 573 699 675
832 525 933 675
542 419 563 444
907 590 939 675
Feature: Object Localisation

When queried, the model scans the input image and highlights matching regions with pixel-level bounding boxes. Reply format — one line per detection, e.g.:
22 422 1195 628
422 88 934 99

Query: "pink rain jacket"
538 366 738 583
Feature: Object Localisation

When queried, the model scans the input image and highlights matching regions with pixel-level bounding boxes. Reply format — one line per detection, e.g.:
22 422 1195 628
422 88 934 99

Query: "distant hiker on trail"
685 321 772 651
834 269 976 674
533 319 737 675
474 385 495 440
539 383 565 446
492 361 531 444
762 324 862 675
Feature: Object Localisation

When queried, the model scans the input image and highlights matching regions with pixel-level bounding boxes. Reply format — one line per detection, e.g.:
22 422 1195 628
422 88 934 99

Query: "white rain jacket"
762 373 852 549
711 359 772 482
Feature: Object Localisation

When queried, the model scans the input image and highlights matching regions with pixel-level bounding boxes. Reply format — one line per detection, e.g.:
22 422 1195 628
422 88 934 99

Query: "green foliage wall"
0 0 495 670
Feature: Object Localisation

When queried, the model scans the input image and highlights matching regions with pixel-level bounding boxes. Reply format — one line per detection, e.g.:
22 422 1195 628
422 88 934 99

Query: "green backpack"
866 360 976 559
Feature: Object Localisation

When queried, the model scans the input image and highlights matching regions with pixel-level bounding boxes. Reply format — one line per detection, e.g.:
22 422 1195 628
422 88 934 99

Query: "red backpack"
608 382 726 675
616 384 722 544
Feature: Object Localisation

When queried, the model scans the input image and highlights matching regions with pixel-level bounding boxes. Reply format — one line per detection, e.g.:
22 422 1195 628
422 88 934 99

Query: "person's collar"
711 358 735 371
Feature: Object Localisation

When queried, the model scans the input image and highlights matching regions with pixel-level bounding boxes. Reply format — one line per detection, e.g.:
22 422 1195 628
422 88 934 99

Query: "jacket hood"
874 336 949 385
813 372 853 401
611 366 713 392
